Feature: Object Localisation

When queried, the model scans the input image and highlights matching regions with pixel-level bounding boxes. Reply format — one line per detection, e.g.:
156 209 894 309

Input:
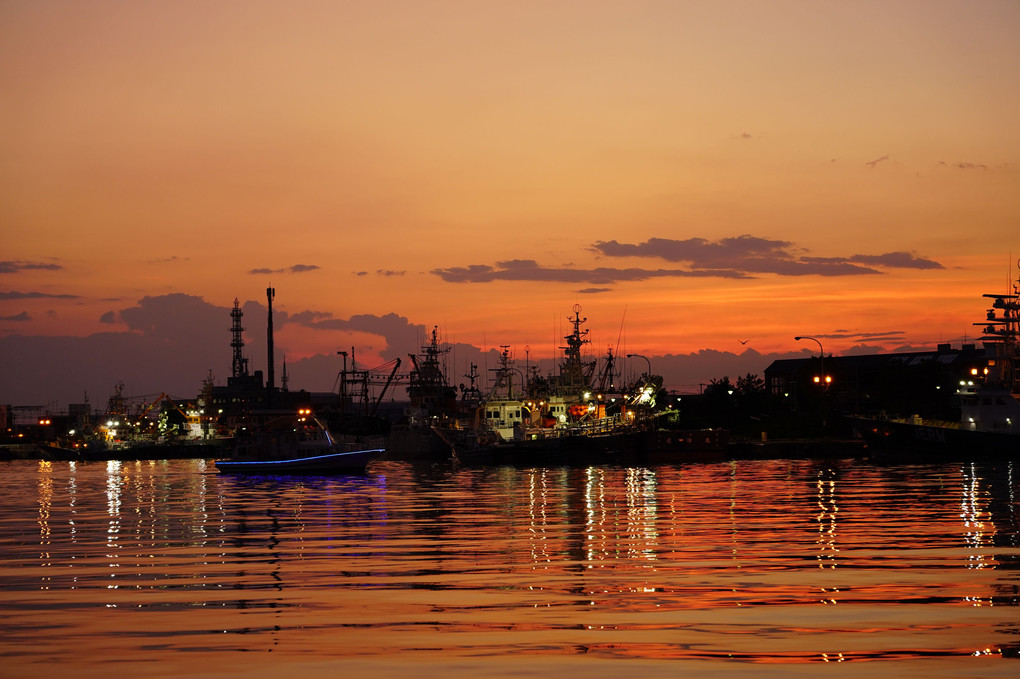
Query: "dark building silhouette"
764 343 987 421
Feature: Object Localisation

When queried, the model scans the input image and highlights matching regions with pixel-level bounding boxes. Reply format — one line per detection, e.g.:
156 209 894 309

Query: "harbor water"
1 456 1017 678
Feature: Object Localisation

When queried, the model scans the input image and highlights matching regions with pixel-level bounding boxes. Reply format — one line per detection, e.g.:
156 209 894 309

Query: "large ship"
850 262 1020 457
383 326 465 459
434 305 728 466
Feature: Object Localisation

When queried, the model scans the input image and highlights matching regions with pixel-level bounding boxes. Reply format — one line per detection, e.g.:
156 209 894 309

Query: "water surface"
1 457 1017 677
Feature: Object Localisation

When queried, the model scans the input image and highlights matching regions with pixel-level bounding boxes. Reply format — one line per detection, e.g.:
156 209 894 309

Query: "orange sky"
2 1 1019 404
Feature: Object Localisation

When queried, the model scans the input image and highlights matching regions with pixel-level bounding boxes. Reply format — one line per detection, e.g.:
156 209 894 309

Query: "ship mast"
975 261 1020 392
555 304 595 397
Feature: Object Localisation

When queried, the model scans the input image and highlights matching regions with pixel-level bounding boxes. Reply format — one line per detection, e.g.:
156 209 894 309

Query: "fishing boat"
383 326 465 460
216 409 384 474
850 262 1020 458
437 305 729 466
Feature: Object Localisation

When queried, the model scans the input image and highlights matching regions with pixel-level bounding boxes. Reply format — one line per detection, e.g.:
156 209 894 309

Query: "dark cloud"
1 312 31 322
592 236 879 276
592 237 943 277
248 264 321 275
435 236 945 285
0 294 449 405
376 270 406 277
0 261 63 274
287 309 334 325
432 258 749 284
301 312 427 361
577 287 613 294
594 235 794 265
147 256 189 264
0 290 79 300
118 294 230 343
0 295 238 407
865 155 889 168
953 162 988 170
848 252 943 269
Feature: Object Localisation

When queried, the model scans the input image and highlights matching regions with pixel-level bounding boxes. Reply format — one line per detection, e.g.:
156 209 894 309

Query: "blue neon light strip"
219 448 385 466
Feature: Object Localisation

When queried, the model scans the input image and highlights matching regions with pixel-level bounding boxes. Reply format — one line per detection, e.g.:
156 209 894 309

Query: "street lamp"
626 353 652 377
795 336 827 387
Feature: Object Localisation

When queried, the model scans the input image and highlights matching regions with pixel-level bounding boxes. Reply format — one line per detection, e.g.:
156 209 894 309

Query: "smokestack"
266 286 276 398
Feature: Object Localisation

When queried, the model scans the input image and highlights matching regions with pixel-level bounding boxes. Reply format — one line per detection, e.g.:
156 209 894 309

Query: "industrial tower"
230 298 249 379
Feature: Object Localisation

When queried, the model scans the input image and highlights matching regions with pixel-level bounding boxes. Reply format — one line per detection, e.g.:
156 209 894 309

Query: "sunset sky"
2 1 1018 407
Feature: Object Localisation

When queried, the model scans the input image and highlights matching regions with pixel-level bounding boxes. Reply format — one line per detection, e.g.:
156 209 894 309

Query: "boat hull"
215 448 385 475
849 416 1018 460
452 428 729 467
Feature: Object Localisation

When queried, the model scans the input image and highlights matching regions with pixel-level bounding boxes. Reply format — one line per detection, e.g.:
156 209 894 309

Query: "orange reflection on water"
5 457 1018 675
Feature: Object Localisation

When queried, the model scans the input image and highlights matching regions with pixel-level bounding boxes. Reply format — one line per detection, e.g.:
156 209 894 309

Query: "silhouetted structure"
229 298 249 379
266 286 276 398
765 343 986 422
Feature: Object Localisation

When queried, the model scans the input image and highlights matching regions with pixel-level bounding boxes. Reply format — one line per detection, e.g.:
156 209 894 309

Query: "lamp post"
626 353 652 378
796 335 830 433
794 336 825 385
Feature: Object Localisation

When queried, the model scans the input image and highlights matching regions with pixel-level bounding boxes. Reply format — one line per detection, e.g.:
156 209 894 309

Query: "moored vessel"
850 262 1020 458
437 305 729 466
216 409 384 474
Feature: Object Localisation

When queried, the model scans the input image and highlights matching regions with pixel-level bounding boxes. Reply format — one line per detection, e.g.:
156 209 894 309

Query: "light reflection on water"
1 457 1018 677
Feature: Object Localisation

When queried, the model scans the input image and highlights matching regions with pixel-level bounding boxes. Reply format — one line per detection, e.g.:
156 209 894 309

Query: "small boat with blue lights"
215 447 384 474
216 409 384 474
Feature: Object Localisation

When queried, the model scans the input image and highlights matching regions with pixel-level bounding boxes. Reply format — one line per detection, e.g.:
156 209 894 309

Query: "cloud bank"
431 235 943 285
0 261 63 274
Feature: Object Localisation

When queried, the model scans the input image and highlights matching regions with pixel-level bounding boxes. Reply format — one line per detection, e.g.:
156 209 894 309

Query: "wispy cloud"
0 311 31 321
802 330 907 342
248 264 321 275
0 260 63 274
953 161 988 170
376 270 406 277
0 290 79 300
147 255 190 264
865 155 889 168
